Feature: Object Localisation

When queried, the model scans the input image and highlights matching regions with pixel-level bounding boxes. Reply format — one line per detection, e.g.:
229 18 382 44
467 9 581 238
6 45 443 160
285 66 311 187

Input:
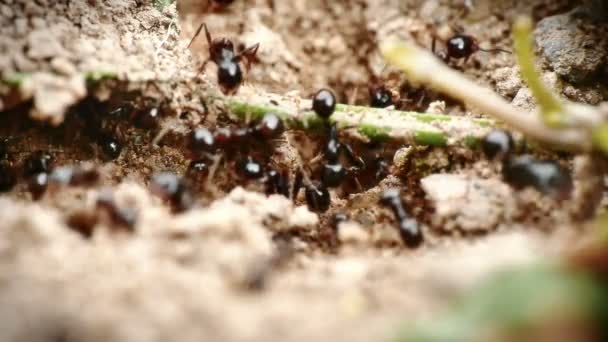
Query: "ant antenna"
478 47 511 54
187 22 207 49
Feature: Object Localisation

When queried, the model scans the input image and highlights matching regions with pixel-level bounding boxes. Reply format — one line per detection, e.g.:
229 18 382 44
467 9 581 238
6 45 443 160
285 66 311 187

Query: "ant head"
211 38 236 60
446 34 479 59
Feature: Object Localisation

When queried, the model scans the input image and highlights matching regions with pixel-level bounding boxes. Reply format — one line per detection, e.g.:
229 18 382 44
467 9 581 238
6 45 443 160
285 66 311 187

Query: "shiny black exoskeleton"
188 23 259 94
99 134 122 160
446 34 478 60
319 123 364 188
379 188 423 248
191 127 216 153
482 129 514 161
28 173 48 200
150 172 193 212
190 113 283 157
321 163 346 188
238 156 265 179
304 181 331 213
265 168 290 197
502 155 573 199
369 86 393 108
312 89 337 120
432 33 509 64
23 151 54 177
134 107 160 129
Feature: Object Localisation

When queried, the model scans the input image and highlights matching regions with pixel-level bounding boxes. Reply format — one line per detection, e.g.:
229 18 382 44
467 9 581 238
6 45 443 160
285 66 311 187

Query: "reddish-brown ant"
432 33 510 65
188 23 260 94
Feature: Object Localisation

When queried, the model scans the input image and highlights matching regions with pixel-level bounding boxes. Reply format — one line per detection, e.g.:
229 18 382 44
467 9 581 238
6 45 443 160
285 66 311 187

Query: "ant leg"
236 43 260 71
195 59 210 77
291 169 303 201
340 143 365 171
188 22 209 49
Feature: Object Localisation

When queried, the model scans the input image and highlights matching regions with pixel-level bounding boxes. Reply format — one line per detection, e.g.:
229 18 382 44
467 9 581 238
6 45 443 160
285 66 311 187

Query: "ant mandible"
188 23 260 95
432 33 510 65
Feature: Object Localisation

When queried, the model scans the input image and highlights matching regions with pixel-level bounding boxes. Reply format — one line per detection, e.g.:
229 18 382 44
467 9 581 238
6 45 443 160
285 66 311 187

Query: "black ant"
312 89 337 119
432 33 510 65
310 89 364 189
23 151 53 177
502 155 572 199
379 188 423 248
188 23 260 95
368 85 393 109
482 129 514 161
481 130 572 199
190 113 284 156
98 133 123 160
264 168 290 198
22 150 55 200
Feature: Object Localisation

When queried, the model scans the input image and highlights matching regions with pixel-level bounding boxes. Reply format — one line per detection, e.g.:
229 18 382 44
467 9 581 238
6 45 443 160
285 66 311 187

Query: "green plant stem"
224 95 493 148
513 16 565 127
381 41 590 152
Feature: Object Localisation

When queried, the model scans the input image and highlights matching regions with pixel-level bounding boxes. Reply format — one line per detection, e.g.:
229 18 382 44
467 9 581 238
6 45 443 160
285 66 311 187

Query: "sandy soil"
0 0 606 341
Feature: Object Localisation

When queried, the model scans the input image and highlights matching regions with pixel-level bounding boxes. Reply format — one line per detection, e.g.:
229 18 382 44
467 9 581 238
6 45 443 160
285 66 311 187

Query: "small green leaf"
395 265 607 342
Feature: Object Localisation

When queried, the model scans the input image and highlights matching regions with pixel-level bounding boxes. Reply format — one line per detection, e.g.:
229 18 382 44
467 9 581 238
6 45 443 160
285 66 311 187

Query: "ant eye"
312 89 337 119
